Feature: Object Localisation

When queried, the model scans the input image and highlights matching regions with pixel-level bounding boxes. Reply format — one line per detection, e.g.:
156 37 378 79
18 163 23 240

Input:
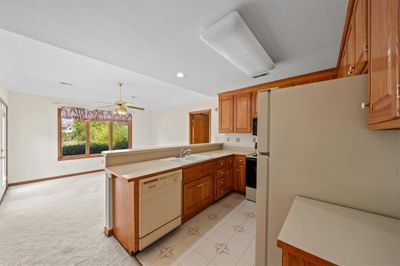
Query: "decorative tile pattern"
157 247 174 260
186 227 199 236
244 211 256 218
222 203 231 209
233 224 245 233
207 213 218 220
214 242 230 255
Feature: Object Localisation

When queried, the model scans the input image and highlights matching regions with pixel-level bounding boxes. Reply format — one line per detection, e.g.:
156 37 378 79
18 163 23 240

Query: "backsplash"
215 133 256 149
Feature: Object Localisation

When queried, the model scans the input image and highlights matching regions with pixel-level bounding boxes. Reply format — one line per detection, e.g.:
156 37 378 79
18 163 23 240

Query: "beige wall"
266 75 400 265
8 91 152 182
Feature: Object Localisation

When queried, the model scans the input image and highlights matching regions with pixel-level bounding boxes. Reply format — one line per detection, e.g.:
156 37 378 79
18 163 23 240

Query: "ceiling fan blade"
127 106 145 111
97 105 114 108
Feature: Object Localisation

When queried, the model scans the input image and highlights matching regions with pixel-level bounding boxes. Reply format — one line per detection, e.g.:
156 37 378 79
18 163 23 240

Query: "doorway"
0 99 7 202
189 109 211 144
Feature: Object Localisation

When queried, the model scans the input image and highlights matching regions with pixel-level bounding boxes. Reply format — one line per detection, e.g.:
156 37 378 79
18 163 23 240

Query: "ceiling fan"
98 82 145 114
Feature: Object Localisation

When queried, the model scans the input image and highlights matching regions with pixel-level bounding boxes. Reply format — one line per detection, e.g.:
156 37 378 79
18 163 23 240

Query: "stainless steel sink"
165 154 211 164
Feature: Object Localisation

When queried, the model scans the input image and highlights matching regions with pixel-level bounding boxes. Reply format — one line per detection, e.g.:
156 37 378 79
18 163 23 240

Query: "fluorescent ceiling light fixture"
200 11 275 78
176 72 185 78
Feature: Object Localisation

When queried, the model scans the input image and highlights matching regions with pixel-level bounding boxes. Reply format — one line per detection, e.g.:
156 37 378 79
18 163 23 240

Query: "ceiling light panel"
201 11 275 78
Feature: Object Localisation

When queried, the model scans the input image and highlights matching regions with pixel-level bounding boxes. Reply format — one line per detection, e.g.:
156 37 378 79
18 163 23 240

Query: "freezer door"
257 90 270 153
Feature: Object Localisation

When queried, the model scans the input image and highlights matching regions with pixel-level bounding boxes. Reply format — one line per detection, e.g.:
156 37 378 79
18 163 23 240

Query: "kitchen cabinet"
354 0 368 74
234 92 252 133
183 174 214 221
182 181 199 220
218 95 234 133
367 0 400 129
338 0 368 78
218 92 252 133
233 155 246 194
183 156 235 221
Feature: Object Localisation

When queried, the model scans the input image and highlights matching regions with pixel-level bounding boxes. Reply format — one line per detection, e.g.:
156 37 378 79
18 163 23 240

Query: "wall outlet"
236 137 240 143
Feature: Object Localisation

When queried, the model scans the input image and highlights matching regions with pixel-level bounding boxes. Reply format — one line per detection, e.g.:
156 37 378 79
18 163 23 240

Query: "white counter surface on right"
278 196 400 265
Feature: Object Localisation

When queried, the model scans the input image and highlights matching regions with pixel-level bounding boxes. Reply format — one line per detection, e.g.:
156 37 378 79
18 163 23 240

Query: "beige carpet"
0 172 140 265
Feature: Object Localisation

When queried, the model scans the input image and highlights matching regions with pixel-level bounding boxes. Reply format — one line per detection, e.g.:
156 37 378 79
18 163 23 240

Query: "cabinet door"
219 95 234 133
339 42 349 78
234 92 252 133
368 0 399 125
237 165 246 193
354 0 368 74
347 17 356 76
197 175 214 210
183 181 199 220
225 168 233 191
251 91 258 118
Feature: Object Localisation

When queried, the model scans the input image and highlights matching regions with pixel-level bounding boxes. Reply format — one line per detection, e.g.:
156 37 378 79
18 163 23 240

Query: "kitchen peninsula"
103 143 252 254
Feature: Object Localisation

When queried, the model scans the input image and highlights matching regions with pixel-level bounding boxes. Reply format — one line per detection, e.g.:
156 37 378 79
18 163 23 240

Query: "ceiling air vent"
200 11 275 77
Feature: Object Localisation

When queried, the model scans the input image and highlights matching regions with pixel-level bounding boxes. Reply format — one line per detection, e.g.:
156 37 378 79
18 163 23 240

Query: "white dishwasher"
138 170 182 250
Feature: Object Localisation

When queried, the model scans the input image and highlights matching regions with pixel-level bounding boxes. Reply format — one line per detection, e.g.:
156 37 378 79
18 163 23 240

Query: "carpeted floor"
0 172 140 265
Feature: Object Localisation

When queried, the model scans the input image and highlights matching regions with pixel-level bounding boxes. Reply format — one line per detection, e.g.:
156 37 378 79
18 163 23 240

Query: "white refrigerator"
254 75 400 265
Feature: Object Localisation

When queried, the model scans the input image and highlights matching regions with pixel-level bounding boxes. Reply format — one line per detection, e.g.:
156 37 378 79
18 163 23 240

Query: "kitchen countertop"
106 149 252 181
278 196 400 265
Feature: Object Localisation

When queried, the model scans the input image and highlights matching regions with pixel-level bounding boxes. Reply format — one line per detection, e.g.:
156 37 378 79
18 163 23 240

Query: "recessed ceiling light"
176 72 185 78
60 81 73 86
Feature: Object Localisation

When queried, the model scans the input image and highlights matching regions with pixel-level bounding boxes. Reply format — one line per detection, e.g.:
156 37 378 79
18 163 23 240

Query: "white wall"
151 98 256 148
8 91 152 182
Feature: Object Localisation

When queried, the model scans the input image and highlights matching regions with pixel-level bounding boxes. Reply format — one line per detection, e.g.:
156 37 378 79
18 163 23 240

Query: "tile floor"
136 193 256 266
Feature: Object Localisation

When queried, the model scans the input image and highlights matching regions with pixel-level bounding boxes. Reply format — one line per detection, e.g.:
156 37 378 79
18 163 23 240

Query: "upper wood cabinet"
218 95 234 133
368 0 400 128
354 0 368 73
339 0 368 78
218 92 252 133
234 92 252 133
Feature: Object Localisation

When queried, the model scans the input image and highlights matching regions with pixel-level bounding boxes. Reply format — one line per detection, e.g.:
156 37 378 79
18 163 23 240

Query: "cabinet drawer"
216 177 226 189
216 187 227 199
216 159 226 169
226 156 234 168
183 165 202 184
216 169 225 179
202 161 217 175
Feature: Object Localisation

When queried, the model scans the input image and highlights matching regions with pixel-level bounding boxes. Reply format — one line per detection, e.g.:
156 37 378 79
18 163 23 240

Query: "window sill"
58 154 104 161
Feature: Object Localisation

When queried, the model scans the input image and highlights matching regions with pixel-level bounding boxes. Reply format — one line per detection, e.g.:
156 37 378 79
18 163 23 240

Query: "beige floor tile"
230 231 254 248
180 251 209 266
195 239 217 260
211 252 240 266
239 246 255 266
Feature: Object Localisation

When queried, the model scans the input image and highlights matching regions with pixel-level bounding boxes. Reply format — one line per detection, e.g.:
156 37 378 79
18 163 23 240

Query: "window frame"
57 108 132 161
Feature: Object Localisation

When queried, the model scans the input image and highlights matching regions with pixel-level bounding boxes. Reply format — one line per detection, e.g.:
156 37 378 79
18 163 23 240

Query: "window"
58 108 132 160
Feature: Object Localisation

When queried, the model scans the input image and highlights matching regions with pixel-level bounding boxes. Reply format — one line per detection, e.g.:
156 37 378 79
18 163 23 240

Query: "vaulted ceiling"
0 0 347 109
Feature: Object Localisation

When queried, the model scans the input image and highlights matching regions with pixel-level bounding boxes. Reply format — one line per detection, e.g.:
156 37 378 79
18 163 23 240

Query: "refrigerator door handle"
259 152 270 156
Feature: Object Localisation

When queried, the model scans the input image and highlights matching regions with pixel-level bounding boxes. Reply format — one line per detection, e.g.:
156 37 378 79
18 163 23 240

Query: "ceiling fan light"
115 105 127 115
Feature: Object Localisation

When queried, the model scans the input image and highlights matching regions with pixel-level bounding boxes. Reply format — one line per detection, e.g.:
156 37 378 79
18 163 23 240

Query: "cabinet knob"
361 102 370 110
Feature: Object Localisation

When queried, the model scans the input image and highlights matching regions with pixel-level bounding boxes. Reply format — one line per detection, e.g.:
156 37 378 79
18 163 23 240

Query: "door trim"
0 96 7 204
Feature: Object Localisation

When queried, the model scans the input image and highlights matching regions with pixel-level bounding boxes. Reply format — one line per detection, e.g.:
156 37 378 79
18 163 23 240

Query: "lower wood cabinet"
182 155 238 221
278 240 336 266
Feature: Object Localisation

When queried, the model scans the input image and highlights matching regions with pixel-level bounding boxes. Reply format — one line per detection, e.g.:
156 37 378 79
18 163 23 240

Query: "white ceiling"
0 0 348 107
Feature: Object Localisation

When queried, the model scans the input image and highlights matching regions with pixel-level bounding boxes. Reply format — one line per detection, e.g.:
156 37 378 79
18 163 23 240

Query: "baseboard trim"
104 226 113 237
8 169 104 186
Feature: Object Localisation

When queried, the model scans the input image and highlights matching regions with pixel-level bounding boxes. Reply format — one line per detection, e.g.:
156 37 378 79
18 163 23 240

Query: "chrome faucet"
178 148 191 158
